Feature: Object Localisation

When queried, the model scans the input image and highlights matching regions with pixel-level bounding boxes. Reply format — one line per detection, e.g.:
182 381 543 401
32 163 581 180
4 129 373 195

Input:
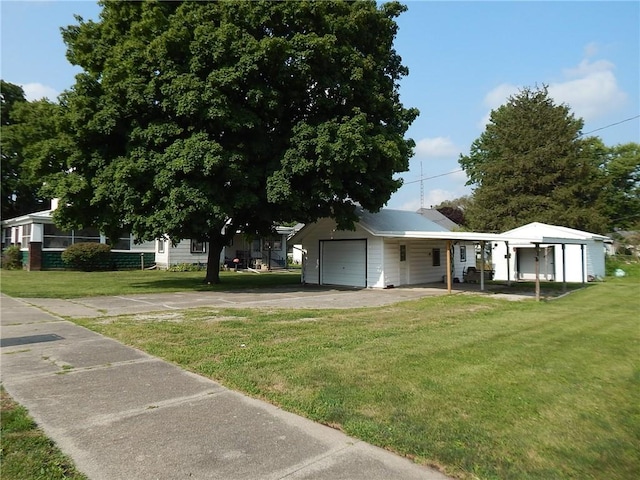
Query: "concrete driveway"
17 284 458 319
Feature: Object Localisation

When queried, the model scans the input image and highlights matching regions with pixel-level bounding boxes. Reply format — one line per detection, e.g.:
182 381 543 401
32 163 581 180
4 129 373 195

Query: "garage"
320 239 367 287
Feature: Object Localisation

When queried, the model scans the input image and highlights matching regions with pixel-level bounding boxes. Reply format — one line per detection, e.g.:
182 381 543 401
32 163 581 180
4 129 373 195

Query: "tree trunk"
204 231 229 284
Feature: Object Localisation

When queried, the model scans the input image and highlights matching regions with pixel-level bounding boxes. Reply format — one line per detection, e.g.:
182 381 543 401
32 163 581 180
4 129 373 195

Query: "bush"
605 254 640 278
1 246 22 270
61 243 111 271
167 262 205 272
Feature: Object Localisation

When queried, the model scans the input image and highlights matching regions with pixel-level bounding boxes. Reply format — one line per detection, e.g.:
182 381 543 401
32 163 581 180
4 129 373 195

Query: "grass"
68 275 640 480
0 269 301 298
0 387 88 480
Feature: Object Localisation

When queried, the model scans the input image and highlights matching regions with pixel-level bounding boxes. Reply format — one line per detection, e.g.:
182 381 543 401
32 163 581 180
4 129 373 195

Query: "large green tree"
1 81 55 219
459 86 608 233
49 0 417 282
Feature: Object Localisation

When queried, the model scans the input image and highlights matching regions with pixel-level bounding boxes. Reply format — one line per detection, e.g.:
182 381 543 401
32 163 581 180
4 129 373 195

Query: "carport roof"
290 209 592 246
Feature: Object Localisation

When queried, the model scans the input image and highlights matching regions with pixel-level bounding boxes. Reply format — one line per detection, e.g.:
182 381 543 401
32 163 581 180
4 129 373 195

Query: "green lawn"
67 276 639 480
0 269 301 298
0 387 87 480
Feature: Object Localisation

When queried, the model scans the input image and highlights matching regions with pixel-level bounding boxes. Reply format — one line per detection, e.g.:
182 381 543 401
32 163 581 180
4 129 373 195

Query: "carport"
373 231 588 301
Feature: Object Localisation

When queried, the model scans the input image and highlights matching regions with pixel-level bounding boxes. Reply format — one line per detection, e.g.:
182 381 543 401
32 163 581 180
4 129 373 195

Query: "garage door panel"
321 240 366 287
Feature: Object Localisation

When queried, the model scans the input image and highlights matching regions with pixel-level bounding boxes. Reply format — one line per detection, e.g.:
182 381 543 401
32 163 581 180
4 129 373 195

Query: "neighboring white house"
290 208 477 288
0 200 155 270
155 226 295 270
1 200 294 271
492 222 610 283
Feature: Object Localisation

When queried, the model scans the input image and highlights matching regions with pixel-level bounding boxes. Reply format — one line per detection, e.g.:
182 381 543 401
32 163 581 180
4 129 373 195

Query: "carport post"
561 243 567 293
446 240 452 294
505 241 511 287
534 243 541 301
581 244 586 285
480 241 485 291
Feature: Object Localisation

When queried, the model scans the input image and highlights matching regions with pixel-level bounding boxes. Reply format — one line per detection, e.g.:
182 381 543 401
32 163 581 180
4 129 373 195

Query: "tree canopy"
598 142 640 230
1 80 60 219
459 86 609 233
49 0 418 282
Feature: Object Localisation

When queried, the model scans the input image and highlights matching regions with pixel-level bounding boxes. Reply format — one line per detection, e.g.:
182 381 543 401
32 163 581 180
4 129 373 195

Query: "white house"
492 222 610 283
1 200 155 270
290 208 478 288
155 227 294 270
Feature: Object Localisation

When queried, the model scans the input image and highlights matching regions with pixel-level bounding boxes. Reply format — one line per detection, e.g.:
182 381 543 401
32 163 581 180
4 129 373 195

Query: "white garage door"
321 240 367 287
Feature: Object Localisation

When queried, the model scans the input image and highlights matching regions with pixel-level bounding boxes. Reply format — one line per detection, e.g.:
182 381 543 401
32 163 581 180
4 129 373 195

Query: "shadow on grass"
127 271 302 292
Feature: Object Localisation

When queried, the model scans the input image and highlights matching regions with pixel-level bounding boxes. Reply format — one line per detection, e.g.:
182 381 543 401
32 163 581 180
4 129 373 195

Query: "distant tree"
436 206 465 226
434 195 473 226
1 81 57 219
599 142 640 230
49 0 418 283
459 85 608 233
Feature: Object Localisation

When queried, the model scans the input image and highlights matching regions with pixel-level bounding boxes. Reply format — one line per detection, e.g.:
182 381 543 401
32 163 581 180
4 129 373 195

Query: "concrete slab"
1 293 453 480
6 360 222 429
17 285 454 319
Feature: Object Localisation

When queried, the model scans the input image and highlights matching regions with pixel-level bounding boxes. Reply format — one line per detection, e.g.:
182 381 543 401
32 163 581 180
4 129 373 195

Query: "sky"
2 0 639 212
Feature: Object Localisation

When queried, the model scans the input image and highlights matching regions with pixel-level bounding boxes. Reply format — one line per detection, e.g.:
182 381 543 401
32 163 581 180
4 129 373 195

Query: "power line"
581 114 640 136
403 114 639 187
403 168 463 185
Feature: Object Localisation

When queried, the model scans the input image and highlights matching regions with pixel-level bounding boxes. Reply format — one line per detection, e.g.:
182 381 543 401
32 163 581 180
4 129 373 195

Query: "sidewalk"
0 294 451 480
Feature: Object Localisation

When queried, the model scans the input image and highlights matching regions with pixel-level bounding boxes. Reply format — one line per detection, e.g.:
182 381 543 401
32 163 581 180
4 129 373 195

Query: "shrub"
1 246 22 270
167 262 205 272
61 243 111 271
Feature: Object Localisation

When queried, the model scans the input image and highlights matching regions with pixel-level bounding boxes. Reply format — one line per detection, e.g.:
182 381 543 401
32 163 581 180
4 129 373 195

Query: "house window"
273 240 282 251
158 239 165 253
44 224 71 248
21 224 31 246
191 239 205 254
432 248 441 267
2 228 11 248
460 245 467 262
110 235 132 250
74 227 101 244
400 245 406 262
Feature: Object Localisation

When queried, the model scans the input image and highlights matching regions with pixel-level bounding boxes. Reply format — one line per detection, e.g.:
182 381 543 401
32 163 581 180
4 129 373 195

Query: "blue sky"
2 1 639 211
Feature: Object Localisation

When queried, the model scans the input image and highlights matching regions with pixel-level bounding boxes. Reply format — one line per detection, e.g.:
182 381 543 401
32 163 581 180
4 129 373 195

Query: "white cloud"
550 59 626 121
414 136 461 158
21 83 59 101
477 51 627 127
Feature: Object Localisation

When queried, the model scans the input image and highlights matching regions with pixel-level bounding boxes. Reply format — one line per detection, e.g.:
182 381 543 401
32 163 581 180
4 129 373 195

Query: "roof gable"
502 222 608 241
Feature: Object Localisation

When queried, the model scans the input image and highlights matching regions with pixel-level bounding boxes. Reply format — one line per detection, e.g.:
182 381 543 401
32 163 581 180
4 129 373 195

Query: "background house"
492 222 610 283
1 200 155 270
417 208 460 231
154 227 294 270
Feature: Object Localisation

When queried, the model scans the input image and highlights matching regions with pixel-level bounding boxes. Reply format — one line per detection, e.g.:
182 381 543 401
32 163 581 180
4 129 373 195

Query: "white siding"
298 218 383 288
493 242 598 283
160 239 209 268
383 239 400 287
453 242 474 281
